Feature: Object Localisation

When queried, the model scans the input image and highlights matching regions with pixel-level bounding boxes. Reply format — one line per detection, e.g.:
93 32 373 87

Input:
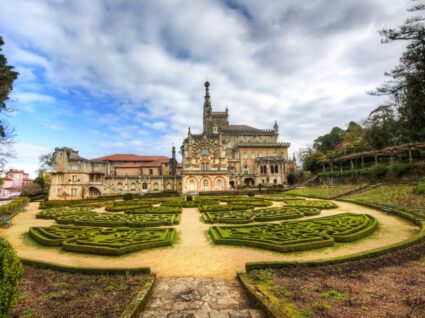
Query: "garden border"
119 274 156 318
244 198 425 271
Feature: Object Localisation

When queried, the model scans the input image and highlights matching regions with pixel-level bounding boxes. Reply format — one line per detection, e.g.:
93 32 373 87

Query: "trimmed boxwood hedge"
36 207 95 219
29 225 176 255
124 206 182 214
202 207 321 224
0 197 29 224
209 213 378 253
40 198 114 209
284 199 337 209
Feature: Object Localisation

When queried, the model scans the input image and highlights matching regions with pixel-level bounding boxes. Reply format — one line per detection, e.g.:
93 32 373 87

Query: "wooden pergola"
324 142 425 172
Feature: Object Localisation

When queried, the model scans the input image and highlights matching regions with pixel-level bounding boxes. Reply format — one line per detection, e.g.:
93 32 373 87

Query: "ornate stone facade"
181 82 295 194
48 147 182 200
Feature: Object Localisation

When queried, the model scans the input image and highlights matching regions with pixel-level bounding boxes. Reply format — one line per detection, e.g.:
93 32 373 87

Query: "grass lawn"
285 185 364 199
343 184 425 218
11 265 153 318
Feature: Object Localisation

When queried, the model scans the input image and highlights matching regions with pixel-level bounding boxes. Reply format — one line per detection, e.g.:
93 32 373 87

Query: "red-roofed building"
48 146 182 200
0 168 33 199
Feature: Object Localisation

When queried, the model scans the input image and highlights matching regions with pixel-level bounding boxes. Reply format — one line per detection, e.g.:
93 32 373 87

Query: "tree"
21 183 42 197
0 37 18 168
339 122 370 154
372 1 425 142
303 151 327 173
33 176 45 190
313 127 344 153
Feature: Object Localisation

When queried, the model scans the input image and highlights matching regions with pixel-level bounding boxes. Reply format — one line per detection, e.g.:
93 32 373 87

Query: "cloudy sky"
0 0 411 177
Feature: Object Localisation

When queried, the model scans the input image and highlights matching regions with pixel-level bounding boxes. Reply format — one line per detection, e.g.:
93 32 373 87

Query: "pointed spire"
188 126 191 135
203 81 212 134
273 120 279 132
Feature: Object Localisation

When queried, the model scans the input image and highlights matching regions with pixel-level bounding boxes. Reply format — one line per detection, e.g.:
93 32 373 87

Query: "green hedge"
202 207 321 224
40 198 113 209
0 197 29 223
124 206 182 214
209 213 378 253
36 207 95 219
29 225 177 255
284 199 337 209
0 238 23 318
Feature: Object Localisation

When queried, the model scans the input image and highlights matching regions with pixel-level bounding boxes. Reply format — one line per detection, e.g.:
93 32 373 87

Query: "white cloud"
0 0 412 162
4 142 50 178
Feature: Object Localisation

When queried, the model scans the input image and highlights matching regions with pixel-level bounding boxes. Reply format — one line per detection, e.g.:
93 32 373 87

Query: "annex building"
48 82 294 199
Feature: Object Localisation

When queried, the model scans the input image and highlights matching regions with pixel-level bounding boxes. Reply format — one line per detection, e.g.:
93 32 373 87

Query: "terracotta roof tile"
95 154 169 162
115 162 162 168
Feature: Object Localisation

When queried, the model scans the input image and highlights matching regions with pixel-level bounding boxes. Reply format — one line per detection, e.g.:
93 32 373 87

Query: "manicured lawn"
11 265 153 318
285 185 364 199
344 184 425 218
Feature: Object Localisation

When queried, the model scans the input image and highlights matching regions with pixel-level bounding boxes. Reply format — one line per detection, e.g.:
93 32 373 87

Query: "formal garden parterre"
29 225 177 255
209 213 378 253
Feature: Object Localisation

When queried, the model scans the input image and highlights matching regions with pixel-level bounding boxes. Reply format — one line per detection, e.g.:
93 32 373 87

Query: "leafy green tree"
313 127 343 153
303 151 327 173
339 122 370 154
372 1 425 142
0 36 18 139
33 176 45 189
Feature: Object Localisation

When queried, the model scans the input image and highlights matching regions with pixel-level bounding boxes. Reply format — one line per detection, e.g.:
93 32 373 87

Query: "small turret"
273 120 279 133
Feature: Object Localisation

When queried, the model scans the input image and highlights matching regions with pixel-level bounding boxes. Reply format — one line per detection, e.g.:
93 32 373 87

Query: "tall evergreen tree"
373 1 425 141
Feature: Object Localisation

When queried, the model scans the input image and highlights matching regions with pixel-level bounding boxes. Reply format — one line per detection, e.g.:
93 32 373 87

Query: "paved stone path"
140 278 264 318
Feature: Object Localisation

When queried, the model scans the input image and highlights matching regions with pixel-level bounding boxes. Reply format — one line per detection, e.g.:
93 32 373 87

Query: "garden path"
0 200 419 279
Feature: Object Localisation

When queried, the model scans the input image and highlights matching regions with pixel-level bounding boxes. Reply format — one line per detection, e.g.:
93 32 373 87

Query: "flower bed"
209 213 378 253
284 200 337 209
29 225 176 255
202 207 321 224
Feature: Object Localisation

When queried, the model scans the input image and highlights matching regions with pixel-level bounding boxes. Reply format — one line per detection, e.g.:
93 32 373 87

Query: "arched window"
130 183 136 192
117 182 122 192
275 165 279 173
216 179 223 190
142 182 148 190
153 183 159 191
166 183 172 190
189 179 195 191
271 166 274 174
203 179 209 190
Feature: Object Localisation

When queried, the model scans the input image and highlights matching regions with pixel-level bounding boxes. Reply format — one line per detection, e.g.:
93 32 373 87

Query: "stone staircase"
140 277 265 318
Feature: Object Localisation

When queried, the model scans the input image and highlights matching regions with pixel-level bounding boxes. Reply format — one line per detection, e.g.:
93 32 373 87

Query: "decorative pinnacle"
204 81 210 97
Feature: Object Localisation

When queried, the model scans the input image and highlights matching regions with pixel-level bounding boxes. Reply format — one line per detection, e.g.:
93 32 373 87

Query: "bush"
388 163 412 178
21 183 43 197
412 179 425 195
186 195 193 201
0 238 23 318
247 192 255 197
0 197 29 221
123 193 134 201
370 164 388 178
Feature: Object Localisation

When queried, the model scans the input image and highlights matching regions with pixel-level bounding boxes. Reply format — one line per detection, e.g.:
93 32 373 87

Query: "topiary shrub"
0 238 23 318
186 195 193 201
123 193 134 201
247 192 255 197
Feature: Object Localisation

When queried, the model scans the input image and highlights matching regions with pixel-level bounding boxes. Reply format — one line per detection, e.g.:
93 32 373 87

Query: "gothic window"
153 183 159 191
271 166 275 174
130 183 136 192
213 126 218 134
189 179 195 191
275 165 279 173
142 182 148 190
201 148 209 156
166 183 172 190
117 182 123 192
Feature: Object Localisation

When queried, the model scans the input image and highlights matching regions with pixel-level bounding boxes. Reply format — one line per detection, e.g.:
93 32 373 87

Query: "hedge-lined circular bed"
284 199 337 209
209 213 378 253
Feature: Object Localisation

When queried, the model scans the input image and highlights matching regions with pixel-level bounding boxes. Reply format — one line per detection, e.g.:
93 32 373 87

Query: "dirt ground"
11 265 152 318
0 201 419 279
246 242 425 318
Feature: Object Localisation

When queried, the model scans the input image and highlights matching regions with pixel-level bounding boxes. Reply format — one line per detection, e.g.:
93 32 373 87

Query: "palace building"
48 147 182 200
181 82 295 194
48 82 294 199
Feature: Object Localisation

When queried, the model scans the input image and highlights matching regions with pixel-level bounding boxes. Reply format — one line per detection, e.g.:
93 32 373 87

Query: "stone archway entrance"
88 187 101 198
244 178 255 187
229 181 235 189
